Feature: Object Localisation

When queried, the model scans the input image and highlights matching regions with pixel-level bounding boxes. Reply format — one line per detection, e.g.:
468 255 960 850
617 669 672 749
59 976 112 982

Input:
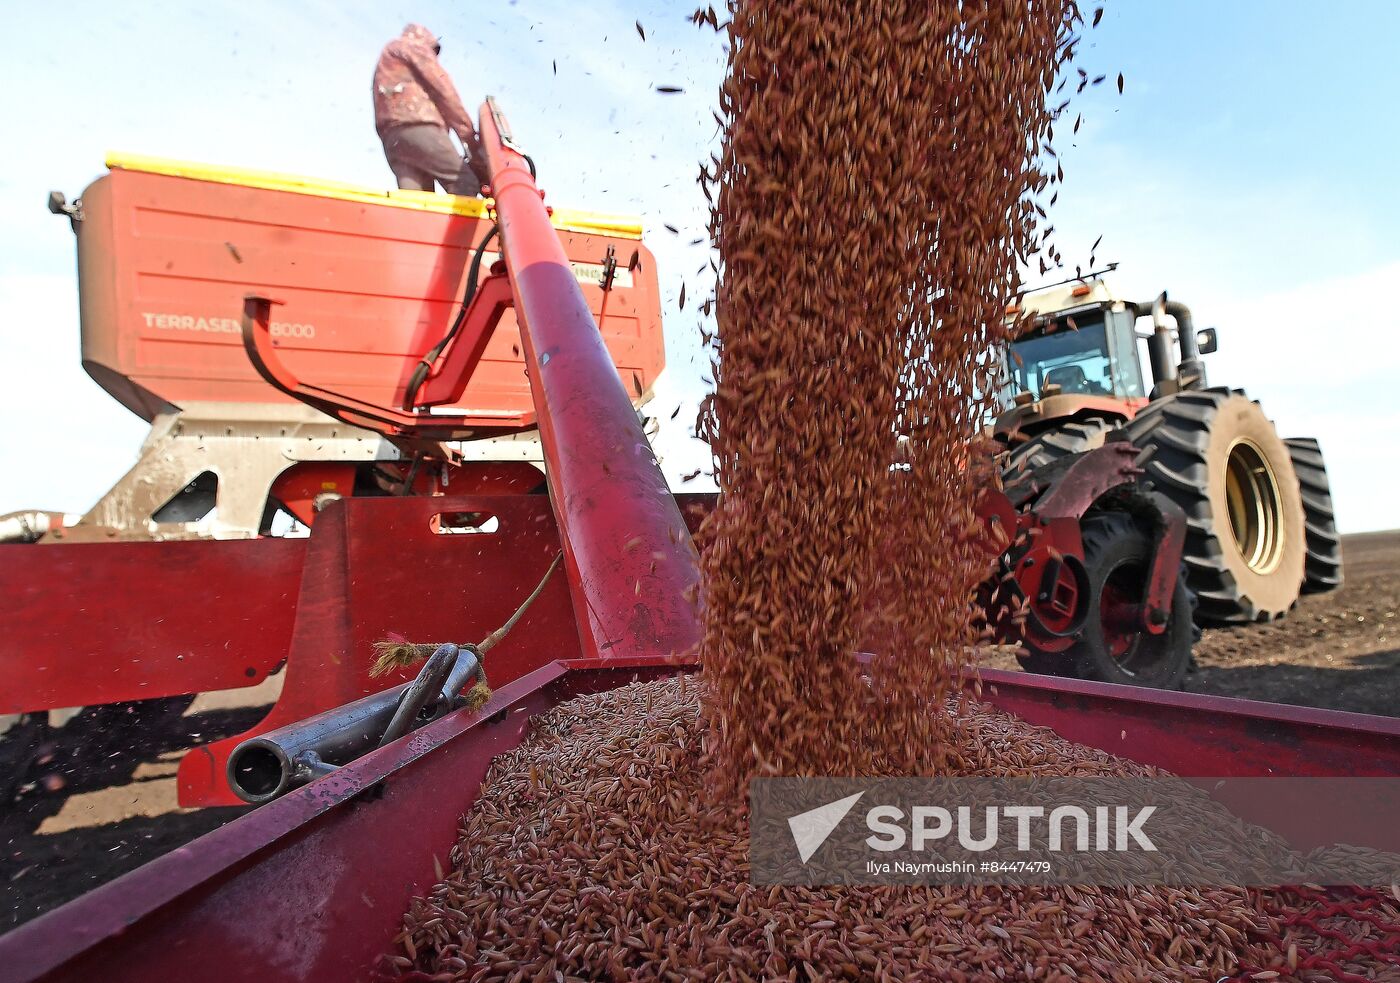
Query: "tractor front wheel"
1063 513 1194 690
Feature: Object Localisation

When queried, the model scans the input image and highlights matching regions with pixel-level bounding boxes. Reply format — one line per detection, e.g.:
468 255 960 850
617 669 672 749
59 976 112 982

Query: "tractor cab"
994 276 1215 438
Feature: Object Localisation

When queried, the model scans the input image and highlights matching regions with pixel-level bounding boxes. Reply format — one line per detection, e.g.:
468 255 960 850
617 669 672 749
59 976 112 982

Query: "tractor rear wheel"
1122 388 1306 624
1061 513 1194 690
1284 437 1344 593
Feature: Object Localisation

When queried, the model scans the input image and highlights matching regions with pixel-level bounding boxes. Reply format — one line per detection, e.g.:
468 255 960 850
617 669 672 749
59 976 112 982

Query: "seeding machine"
0 99 1396 982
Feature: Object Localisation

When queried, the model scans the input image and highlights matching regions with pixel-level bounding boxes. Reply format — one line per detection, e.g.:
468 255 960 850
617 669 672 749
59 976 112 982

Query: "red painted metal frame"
270 463 359 528
176 493 583 806
4 661 1398 983
415 271 515 408
240 269 521 436
241 296 516 441
976 669 1400 778
991 442 1186 653
1026 443 1183 633
1027 441 1140 519
477 98 700 661
1139 494 1187 633
0 537 305 714
1005 523 1087 653
0 490 699 801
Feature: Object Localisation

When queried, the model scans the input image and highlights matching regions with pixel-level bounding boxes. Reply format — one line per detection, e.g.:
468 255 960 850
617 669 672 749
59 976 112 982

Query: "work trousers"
379 123 483 196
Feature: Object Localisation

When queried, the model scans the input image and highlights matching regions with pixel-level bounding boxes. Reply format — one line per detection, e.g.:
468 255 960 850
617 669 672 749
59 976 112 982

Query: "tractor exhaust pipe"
226 645 483 804
1163 298 1208 389
1140 294 1177 391
1137 294 1207 391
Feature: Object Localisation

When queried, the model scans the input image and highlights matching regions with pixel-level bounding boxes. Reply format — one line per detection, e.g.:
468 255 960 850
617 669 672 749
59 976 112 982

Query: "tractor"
994 274 1343 635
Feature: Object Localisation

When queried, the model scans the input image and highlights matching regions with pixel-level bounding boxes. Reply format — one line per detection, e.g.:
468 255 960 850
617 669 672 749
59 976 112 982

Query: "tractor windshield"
1005 317 1145 401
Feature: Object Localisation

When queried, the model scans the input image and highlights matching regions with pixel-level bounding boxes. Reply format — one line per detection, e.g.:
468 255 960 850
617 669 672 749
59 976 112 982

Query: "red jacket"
372 24 477 142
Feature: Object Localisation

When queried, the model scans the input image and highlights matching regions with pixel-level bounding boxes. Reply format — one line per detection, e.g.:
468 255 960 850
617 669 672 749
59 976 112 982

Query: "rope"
369 552 563 676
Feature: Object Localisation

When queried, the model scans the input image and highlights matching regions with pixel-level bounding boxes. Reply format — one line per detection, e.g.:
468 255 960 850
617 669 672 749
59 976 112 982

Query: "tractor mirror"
1195 328 1218 354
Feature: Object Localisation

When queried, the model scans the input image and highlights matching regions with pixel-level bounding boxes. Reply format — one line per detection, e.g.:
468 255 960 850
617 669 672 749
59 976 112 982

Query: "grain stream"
694 0 1077 791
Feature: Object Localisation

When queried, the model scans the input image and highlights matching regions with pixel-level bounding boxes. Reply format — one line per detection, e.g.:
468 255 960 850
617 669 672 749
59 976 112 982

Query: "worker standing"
372 24 488 195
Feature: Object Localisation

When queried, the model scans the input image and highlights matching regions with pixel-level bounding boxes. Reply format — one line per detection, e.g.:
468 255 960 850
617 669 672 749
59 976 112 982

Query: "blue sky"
1 1 1396 532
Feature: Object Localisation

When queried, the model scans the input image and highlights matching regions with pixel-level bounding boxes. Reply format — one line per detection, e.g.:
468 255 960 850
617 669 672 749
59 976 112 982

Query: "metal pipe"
438 645 486 703
1144 332 1175 388
227 643 488 803
1136 296 1206 390
476 97 701 660
376 645 458 748
226 683 410 804
1165 299 1207 389
1165 300 1198 360
1137 296 1177 388
238 547 549 805
0 511 53 543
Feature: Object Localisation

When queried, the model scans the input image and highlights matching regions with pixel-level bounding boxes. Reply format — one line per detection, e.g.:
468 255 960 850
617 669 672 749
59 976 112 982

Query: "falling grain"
696 0 1076 793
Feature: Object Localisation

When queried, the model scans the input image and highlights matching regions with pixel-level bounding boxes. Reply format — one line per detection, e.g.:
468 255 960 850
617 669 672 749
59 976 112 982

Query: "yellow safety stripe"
104 152 644 239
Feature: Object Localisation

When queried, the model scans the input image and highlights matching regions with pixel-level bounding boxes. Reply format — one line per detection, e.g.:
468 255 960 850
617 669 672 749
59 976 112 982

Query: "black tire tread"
1001 418 1117 490
1070 512 1192 689
1284 437 1343 593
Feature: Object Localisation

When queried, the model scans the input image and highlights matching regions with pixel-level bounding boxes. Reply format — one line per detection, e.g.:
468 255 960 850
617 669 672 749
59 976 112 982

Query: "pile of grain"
389 679 1400 981
389 677 1269 982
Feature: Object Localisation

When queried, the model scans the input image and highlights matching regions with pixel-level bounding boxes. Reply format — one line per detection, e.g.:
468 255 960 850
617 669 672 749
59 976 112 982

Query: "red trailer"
72 152 664 424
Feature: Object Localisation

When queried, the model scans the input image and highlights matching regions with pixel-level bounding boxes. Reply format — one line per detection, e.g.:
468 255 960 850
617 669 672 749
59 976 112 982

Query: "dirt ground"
1 682 274 931
1188 531 1400 714
3 532 1397 931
